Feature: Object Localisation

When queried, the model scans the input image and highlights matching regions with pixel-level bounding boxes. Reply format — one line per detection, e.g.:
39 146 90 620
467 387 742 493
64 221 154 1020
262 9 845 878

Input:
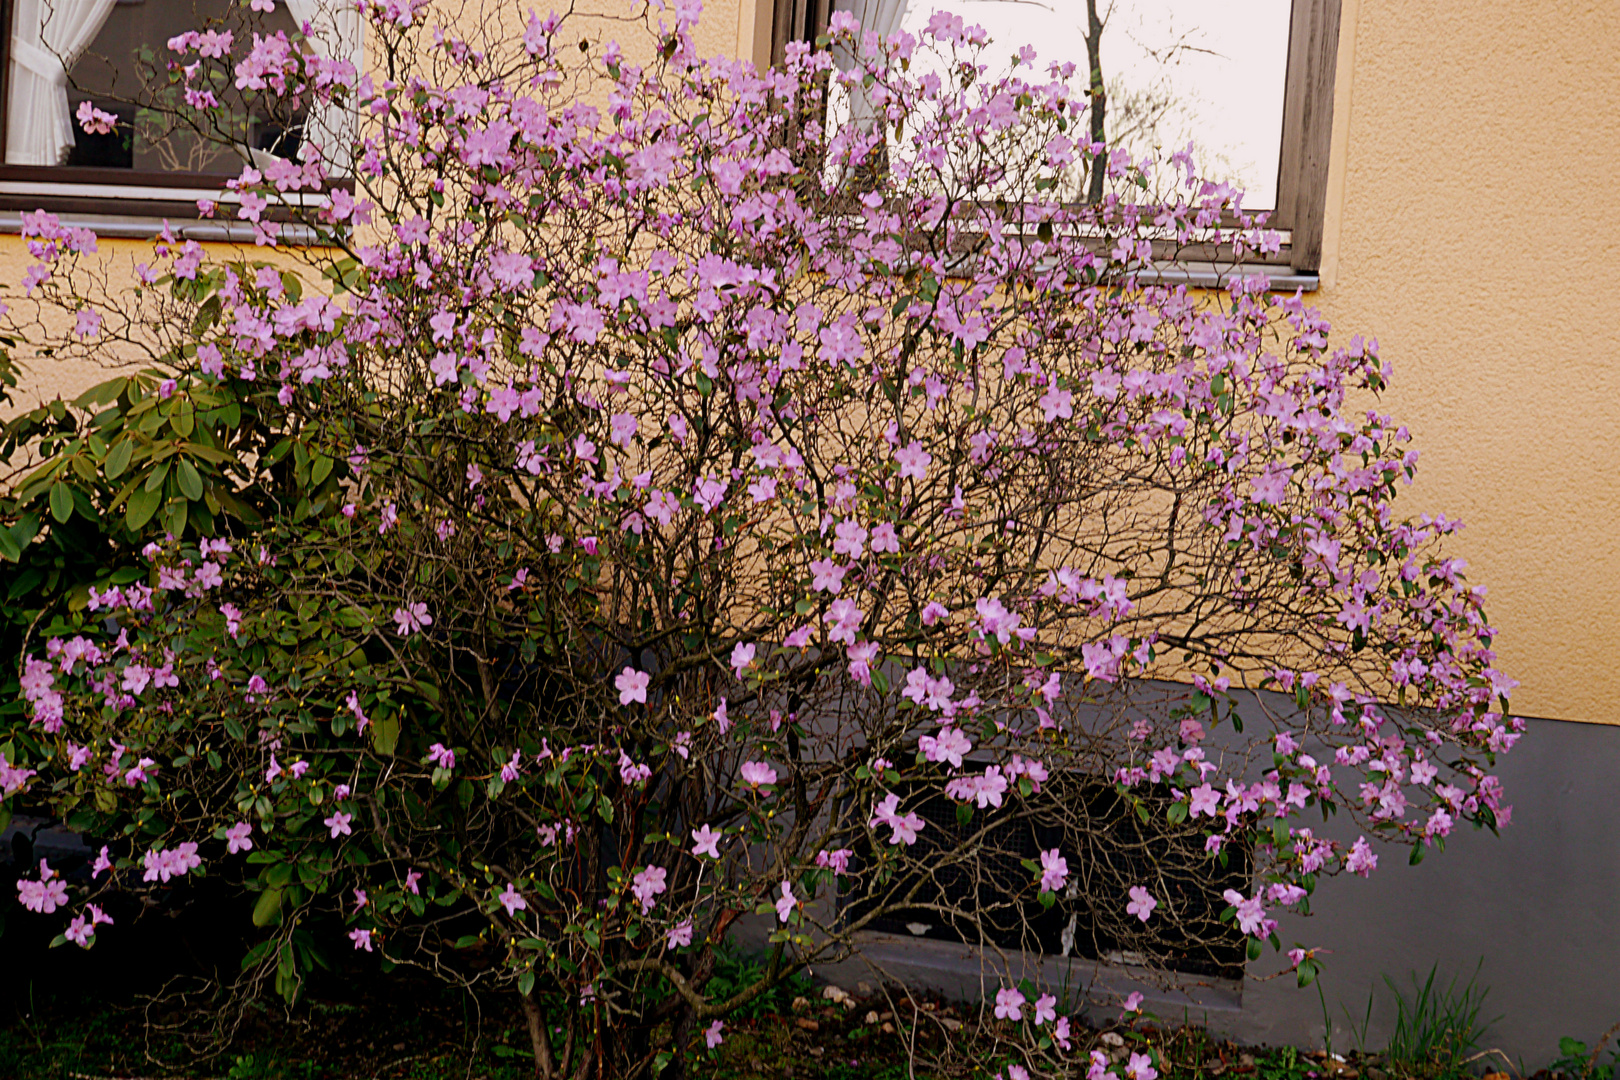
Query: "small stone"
1483 1073 1510 1080
794 1017 820 1032
791 996 809 1011
1240 1055 1257 1070
864 1010 881 1025
857 981 875 995
822 985 851 1004
881 1023 894 1034
1101 1033 1126 1047
809 1047 825 1058
940 1017 963 1032
1368 1068 1390 1080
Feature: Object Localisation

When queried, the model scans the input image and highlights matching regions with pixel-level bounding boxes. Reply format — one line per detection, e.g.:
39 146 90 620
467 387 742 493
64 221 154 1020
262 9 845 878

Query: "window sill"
0 211 334 247
1138 260 1319 293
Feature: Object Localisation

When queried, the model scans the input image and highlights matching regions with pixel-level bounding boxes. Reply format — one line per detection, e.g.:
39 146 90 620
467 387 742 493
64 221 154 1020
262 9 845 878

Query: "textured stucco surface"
1312 0 1620 724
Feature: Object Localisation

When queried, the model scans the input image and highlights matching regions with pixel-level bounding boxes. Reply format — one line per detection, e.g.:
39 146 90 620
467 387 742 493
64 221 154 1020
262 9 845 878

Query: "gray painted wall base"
739 717 1620 1068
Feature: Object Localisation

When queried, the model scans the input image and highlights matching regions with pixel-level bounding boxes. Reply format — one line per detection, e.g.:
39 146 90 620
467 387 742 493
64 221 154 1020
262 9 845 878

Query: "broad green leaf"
105 436 135 479
48 482 72 523
371 714 400 756
176 458 204 500
125 485 161 530
252 887 284 927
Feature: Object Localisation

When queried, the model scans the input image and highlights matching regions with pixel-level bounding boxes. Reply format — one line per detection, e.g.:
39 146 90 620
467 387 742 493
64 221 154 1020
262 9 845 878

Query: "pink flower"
17 861 68 913
498 883 527 917
831 519 867 559
325 811 353 838
404 869 422 894
704 1020 725 1049
739 761 777 789
1346 836 1378 876
774 880 798 923
893 441 932 480
76 100 117 135
666 919 693 950
846 641 880 686
918 725 971 769
616 667 650 705
631 865 667 911
691 824 723 859
815 849 853 874
1034 994 1057 1025
823 598 863 645
1126 886 1157 922
1222 889 1267 936
730 642 756 677
393 602 431 635
869 792 925 846
1126 1052 1159 1080
350 928 374 952
427 743 456 770
993 987 1025 1021
1123 991 1144 1014
225 822 253 854
1039 849 1069 893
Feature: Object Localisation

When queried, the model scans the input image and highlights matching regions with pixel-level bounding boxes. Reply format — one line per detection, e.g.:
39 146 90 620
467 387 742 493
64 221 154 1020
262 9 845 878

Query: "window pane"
899 0 1291 209
7 0 305 176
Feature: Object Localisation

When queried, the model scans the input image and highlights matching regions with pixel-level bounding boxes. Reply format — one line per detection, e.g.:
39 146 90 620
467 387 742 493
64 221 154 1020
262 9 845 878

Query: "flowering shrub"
0 2 1519 1077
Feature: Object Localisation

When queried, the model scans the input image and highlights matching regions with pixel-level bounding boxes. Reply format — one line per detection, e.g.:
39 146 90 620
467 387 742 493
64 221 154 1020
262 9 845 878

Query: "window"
841 778 1251 980
765 0 1342 274
0 0 361 221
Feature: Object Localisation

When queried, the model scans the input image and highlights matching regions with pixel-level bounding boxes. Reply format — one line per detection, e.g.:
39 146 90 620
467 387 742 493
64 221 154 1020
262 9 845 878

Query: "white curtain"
284 0 363 172
6 0 117 165
830 0 909 130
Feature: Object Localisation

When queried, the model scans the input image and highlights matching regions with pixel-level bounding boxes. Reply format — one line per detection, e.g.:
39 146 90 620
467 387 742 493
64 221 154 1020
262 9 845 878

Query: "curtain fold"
6 0 118 165
830 0 909 129
283 0 363 172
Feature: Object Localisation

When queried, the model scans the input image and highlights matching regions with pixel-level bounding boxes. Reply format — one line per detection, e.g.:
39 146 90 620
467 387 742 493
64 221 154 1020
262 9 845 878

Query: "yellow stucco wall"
4 0 1614 724
1315 0 1620 724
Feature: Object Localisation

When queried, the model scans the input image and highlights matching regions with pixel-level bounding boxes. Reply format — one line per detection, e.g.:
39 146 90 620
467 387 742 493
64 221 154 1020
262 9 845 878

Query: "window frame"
0 0 355 222
762 0 1343 275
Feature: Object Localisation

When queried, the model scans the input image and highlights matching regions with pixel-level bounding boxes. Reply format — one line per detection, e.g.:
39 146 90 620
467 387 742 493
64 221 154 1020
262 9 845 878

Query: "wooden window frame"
763 0 1342 275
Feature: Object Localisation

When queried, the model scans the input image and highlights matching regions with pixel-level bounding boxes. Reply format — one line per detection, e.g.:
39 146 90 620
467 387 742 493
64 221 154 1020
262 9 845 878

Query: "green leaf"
252 887 284 927
48 482 72 523
371 715 400 756
176 457 204 500
517 971 535 997
162 498 188 538
105 437 135 479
